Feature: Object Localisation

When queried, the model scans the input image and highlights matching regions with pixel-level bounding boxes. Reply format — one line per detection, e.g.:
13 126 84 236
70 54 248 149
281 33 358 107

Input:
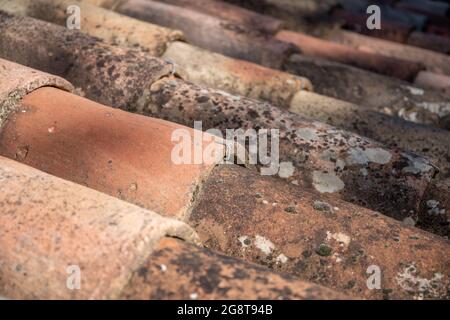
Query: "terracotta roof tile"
97 0 298 69
407 31 450 54
0 57 442 229
328 30 450 76
0 66 448 299
120 237 350 300
1 0 313 108
0 85 221 220
0 0 449 301
0 155 198 299
79 0 450 128
276 29 424 81
0 155 351 299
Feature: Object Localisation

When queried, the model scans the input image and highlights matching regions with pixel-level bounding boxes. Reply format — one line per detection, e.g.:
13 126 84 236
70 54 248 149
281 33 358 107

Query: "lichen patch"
312 171 345 193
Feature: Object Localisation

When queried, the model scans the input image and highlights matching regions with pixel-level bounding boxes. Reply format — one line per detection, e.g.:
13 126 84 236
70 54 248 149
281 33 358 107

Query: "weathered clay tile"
0 0 184 57
0 86 222 220
2 1 447 173
284 54 450 130
276 30 424 81
162 41 313 107
418 178 450 237
0 11 175 110
0 63 442 235
0 155 198 299
288 91 450 179
154 0 284 34
331 8 412 43
94 0 298 69
0 155 349 300
120 238 350 300
144 77 439 223
0 58 73 127
328 30 450 76
414 71 450 91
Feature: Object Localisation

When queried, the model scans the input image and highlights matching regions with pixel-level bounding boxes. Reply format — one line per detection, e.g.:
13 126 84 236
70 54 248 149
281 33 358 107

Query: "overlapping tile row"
0 15 443 232
332 0 450 42
0 0 313 110
325 29 450 77
87 0 450 129
0 0 449 301
155 0 439 84
0 60 357 300
120 237 349 300
224 0 450 53
0 157 197 299
0 61 448 300
275 29 424 82
4 0 449 165
101 0 297 69
0 155 352 300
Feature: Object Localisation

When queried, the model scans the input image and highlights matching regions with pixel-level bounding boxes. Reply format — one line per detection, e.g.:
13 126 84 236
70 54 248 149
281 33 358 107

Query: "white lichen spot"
160 264 167 272
296 127 318 142
278 161 295 179
276 254 288 264
262 200 269 205
404 86 424 96
326 231 351 247
254 235 276 255
312 171 345 193
364 148 392 164
360 168 368 176
396 264 446 299
291 180 299 185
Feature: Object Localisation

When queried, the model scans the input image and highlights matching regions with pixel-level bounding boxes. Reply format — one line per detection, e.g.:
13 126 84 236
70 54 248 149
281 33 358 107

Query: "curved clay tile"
0 155 198 299
0 155 350 300
0 73 447 299
79 1 450 129
121 237 350 300
1 0 312 108
284 54 450 130
0 18 443 228
276 30 424 81
98 0 297 69
0 59 73 127
0 0 184 57
328 30 450 76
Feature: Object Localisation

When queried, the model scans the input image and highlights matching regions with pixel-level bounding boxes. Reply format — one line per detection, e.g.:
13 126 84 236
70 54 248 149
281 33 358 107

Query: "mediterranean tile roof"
0 0 449 300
